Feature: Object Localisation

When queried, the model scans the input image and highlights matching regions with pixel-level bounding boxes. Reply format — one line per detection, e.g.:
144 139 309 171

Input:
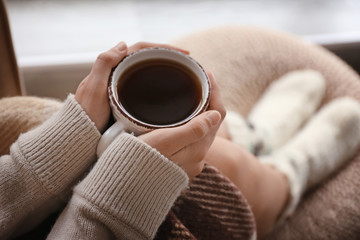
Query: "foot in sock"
259 97 360 221
247 69 326 155
224 110 264 155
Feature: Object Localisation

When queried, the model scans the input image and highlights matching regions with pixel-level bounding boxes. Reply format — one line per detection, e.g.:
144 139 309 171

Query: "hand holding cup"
96 45 212 157
75 42 225 178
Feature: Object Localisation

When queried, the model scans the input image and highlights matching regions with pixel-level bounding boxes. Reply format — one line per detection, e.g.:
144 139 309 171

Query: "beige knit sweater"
0 95 189 239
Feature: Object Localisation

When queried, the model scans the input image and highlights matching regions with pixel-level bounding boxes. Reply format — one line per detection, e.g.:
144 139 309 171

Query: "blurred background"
4 0 360 99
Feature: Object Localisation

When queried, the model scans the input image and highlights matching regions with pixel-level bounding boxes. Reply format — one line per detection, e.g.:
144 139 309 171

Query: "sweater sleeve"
0 95 101 239
48 133 189 240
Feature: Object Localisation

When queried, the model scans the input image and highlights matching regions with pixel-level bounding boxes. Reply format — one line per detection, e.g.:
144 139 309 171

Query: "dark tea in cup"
117 58 203 125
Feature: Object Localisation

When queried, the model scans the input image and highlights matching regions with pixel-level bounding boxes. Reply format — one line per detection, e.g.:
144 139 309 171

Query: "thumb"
166 110 221 152
168 110 222 177
90 42 128 83
139 110 221 157
181 110 222 142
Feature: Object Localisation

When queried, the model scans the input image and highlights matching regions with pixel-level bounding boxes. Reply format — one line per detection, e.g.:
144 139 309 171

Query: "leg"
260 97 360 220
209 97 360 237
205 137 289 238
222 111 264 155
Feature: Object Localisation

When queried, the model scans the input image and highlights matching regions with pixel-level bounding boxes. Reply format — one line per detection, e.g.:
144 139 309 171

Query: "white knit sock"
248 69 325 155
225 110 263 155
260 97 360 221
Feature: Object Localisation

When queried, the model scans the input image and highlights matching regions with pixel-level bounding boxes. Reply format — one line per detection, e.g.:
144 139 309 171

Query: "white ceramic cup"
96 47 211 157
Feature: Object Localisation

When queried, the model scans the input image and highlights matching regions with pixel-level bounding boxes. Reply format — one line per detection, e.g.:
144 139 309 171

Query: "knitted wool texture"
0 96 256 239
1 95 102 239
156 164 256 240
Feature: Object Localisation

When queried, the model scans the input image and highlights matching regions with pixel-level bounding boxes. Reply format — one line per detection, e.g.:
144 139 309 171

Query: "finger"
170 129 216 178
177 110 221 146
185 160 206 179
128 41 190 55
171 137 211 167
89 42 128 84
207 71 226 120
140 110 221 157
188 161 206 178
170 144 206 178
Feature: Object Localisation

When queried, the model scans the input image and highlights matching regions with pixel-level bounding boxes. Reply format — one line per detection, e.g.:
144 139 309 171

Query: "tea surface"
117 59 202 125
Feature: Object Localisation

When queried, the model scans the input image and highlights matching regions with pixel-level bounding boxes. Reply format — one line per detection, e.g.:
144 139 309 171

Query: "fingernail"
182 49 190 55
207 110 221 126
116 42 127 51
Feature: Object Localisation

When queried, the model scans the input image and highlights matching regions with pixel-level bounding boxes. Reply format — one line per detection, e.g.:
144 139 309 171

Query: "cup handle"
97 121 125 158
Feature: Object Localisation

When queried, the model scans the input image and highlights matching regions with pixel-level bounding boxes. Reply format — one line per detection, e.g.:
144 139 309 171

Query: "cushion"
0 96 62 155
173 26 360 239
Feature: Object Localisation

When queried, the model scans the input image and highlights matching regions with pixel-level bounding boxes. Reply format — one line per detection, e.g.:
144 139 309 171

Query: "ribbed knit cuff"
77 133 189 239
11 94 101 196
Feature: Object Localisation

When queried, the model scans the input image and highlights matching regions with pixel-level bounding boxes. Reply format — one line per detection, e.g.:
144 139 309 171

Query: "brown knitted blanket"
156 164 256 240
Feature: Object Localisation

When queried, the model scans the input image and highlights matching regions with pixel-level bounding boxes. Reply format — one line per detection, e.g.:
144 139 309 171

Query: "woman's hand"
75 41 223 178
140 72 226 178
75 41 189 132
75 42 127 132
